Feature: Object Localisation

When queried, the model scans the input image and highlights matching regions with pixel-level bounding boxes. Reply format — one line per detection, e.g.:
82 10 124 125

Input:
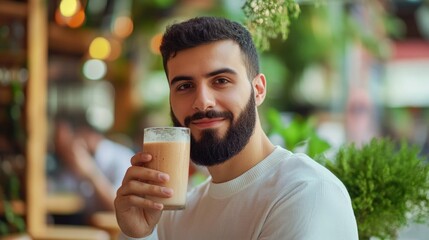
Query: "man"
53 119 134 224
115 16 358 239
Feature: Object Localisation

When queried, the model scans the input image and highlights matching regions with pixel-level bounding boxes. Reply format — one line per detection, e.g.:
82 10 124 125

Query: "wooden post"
26 0 48 237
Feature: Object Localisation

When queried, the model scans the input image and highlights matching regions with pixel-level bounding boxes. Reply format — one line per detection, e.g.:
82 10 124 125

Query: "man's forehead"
166 40 244 78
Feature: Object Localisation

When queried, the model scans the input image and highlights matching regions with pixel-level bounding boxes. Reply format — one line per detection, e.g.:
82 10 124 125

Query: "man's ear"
252 73 267 106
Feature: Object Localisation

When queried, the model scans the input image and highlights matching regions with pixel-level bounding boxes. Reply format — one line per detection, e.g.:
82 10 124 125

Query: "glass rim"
144 126 190 131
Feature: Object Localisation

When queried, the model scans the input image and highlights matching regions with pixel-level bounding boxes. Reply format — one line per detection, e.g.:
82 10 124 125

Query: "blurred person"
51 118 134 224
115 16 358 240
345 87 378 146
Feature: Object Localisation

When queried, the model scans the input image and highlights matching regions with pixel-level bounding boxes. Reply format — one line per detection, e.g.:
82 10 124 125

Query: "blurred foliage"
268 4 336 111
0 81 26 236
266 108 330 158
242 0 300 51
130 0 177 32
0 158 26 236
316 138 429 240
264 1 402 111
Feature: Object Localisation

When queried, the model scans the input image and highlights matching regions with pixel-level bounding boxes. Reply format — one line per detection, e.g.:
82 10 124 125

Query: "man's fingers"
116 180 173 210
122 165 170 184
131 152 152 166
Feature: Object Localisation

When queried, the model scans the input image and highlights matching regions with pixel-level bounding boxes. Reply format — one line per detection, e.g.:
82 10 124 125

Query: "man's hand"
114 152 173 238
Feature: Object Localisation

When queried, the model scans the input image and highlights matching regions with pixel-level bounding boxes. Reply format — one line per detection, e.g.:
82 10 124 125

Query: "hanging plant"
242 0 300 51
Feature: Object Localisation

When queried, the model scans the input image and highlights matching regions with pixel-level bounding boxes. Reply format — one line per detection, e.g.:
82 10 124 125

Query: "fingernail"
154 203 163 210
161 187 173 195
141 153 152 161
158 173 169 181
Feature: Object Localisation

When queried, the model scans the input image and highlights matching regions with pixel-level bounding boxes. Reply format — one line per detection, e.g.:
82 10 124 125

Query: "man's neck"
207 127 275 183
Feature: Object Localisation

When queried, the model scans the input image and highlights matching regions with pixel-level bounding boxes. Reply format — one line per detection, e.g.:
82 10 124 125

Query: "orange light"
113 16 134 38
106 38 122 61
150 33 163 55
54 8 68 26
67 9 86 28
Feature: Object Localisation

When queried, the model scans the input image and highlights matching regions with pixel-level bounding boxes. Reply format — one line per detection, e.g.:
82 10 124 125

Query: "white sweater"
121 146 359 240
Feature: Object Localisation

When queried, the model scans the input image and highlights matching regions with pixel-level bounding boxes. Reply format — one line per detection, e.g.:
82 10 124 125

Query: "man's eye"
177 83 193 91
214 78 230 85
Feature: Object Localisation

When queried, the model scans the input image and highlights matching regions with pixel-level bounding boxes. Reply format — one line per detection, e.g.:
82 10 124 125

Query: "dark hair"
160 16 259 79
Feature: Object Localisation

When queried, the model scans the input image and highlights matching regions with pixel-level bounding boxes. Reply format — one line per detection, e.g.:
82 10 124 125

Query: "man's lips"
191 118 224 128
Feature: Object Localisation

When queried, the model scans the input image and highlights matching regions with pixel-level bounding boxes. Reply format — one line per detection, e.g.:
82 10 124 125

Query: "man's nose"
192 85 215 111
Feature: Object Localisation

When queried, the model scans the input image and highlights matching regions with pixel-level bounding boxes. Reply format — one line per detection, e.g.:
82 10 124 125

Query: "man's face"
167 40 257 166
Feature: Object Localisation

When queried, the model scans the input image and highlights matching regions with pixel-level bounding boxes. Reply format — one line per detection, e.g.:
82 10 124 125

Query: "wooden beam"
26 0 48 237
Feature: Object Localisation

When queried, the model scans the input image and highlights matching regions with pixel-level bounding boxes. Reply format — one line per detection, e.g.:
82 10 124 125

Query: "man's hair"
160 16 259 79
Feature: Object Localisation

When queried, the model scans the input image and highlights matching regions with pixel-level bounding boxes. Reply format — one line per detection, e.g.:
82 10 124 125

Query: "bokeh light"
150 33 163 55
67 8 86 28
59 0 80 17
106 38 122 61
54 8 67 26
83 59 107 80
89 37 111 60
55 1 85 28
112 16 134 38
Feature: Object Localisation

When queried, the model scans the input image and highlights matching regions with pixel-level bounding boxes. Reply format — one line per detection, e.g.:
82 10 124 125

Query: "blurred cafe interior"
0 0 428 239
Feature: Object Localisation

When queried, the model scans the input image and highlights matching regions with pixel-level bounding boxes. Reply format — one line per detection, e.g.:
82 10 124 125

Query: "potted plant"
317 138 429 240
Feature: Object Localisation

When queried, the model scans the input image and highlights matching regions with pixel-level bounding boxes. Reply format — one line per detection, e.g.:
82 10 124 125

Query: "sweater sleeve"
258 180 359 240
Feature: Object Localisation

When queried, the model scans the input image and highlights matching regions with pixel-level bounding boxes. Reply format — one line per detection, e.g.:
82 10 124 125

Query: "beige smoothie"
144 141 190 210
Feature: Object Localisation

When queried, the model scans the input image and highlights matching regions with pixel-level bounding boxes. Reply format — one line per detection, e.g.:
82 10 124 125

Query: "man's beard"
170 92 256 166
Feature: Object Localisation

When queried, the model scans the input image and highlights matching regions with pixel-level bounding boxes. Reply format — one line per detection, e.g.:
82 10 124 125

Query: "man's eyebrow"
206 68 237 78
170 75 193 86
170 68 237 86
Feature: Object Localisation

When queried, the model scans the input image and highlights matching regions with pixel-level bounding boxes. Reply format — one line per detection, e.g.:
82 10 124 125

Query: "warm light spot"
150 33 163 55
59 0 80 17
112 16 134 38
106 38 122 61
89 37 111 60
67 9 86 28
83 59 107 80
54 8 67 26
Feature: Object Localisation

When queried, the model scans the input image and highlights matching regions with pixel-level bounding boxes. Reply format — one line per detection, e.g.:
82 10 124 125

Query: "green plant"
0 77 26 236
265 108 330 158
0 157 26 236
317 138 429 240
242 0 300 51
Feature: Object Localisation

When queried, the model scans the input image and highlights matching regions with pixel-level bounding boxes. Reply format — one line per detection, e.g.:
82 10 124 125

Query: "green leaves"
266 108 330 158
265 110 429 239
242 0 300 51
0 158 25 236
320 138 429 240
0 201 25 236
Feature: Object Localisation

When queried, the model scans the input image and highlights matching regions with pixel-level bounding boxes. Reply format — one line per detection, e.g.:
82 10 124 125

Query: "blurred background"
0 0 428 239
